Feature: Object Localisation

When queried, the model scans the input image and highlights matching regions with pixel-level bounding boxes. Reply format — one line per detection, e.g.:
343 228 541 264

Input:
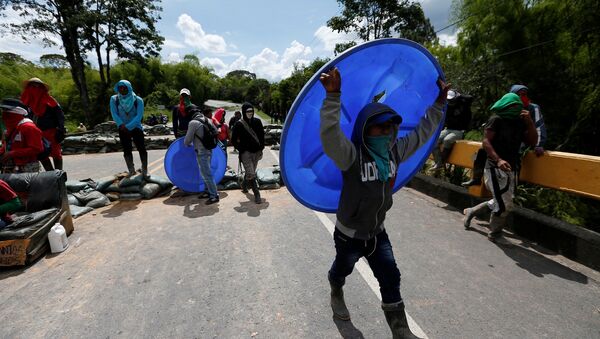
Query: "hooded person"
509 84 546 157
172 88 194 138
0 98 44 173
319 67 447 339
109 80 148 177
231 102 265 203
213 108 229 157
463 92 538 242
20 77 66 171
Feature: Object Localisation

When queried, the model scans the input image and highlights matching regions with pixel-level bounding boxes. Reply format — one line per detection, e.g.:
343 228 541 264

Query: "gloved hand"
534 146 544 157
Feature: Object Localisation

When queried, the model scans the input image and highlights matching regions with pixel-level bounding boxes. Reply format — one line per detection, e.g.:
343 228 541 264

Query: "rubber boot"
140 152 149 178
241 179 249 193
330 282 351 321
488 214 506 241
463 202 489 229
382 303 421 339
124 154 136 176
40 158 54 171
251 179 262 204
53 158 63 171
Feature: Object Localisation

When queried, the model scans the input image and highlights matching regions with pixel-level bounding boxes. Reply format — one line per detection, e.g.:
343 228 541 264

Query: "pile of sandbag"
263 124 282 146
62 134 174 155
144 124 172 136
66 174 173 218
216 166 284 191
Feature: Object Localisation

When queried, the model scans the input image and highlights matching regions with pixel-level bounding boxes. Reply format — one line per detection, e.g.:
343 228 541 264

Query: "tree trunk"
61 27 92 125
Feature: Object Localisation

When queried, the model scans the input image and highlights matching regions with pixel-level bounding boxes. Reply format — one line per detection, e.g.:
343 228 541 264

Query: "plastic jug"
48 223 69 253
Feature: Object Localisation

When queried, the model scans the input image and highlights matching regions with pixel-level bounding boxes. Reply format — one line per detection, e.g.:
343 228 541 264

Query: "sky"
1 0 456 82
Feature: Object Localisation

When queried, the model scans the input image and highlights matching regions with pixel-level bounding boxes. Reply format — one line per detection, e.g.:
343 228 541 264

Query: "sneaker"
205 197 219 205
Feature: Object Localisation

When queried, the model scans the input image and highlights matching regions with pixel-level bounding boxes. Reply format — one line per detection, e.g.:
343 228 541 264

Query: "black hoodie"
231 103 265 153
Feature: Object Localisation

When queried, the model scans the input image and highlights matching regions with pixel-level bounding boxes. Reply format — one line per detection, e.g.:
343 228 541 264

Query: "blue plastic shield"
280 38 445 212
164 138 227 193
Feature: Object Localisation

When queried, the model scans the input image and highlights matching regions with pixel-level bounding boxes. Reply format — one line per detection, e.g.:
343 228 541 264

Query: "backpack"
192 114 219 150
8 118 52 160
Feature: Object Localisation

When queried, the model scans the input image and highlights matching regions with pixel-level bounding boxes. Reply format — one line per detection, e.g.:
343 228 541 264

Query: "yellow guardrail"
446 140 600 200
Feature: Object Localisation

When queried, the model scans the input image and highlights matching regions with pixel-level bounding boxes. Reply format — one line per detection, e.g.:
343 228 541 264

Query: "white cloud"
176 14 227 54
163 39 186 49
200 57 228 73
438 32 458 46
166 52 182 63
314 26 358 53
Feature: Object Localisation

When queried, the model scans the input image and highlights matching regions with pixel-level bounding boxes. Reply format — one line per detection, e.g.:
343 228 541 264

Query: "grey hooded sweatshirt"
320 93 444 240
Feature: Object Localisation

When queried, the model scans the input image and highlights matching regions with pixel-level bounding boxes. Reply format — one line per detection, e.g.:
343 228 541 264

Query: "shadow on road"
234 194 270 217
162 192 230 218
332 317 365 339
466 227 588 284
100 200 142 218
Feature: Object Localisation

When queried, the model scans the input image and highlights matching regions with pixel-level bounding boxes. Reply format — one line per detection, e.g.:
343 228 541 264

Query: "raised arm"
395 79 449 161
319 68 356 171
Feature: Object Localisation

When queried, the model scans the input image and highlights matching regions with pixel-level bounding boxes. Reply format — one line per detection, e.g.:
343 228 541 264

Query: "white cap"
7 107 29 116
447 90 459 100
179 88 191 96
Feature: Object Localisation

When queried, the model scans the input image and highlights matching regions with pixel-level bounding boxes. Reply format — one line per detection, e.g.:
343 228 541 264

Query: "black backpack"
192 114 219 150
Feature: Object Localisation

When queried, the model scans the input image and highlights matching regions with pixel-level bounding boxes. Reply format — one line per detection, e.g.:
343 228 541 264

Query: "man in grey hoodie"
320 67 448 339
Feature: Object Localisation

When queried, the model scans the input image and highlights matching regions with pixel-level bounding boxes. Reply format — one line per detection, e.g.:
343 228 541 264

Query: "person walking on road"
231 103 265 204
463 93 538 242
110 80 148 177
20 77 66 171
173 88 194 138
228 111 242 153
319 67 447 339
0 98 44 174
184 107 220 205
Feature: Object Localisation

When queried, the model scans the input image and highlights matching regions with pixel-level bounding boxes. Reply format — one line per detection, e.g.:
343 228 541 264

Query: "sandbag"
0 208 59 240
95 175 117 192
105 182 121 193
66 180 90 193
146 175 173 189
86 195 111 208
105 192 120 201
72 189 105 204
70 205 94 218
140 183 161 199
218 180 241 190
120 193 142 200
260 183 280 190
119 174 144 188
257 167 281 185
222 169 238 181
120 185 141 193
67 194 81 206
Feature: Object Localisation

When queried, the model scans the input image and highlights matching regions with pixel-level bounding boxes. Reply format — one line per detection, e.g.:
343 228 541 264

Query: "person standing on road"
110 80 148 177
510 84 547 157
0 98 44 173
228 111 242 153
213 108 229 157
184 107 220 205
231 103 264 204
20 77 66 171
463 93 538 242
319 67 447 339
173 88 194 138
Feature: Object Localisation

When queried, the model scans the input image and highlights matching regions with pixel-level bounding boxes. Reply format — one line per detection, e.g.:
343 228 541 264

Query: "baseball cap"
0 98 30 116
367 111 402 126
179 88 191 96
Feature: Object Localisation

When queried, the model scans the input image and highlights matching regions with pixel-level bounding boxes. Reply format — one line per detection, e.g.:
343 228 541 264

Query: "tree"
40 54 69 68
327 0 436 53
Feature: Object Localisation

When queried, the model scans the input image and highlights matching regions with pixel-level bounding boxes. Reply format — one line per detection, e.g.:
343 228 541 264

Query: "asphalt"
0 147 599 338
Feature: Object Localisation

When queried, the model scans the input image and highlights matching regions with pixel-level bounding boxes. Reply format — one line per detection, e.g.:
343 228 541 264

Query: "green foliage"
328 0 436 53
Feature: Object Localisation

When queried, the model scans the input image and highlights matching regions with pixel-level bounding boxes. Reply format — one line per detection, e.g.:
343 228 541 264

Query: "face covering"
245 112 254 120
365 134 392 182
519 95 530 107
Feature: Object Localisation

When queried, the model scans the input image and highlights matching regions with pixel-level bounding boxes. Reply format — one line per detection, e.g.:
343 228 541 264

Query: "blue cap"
367 111 403 126
510 84 528 94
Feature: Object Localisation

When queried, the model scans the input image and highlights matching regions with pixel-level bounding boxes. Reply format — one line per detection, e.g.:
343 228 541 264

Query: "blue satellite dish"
164 137 227 193
280 38 446 212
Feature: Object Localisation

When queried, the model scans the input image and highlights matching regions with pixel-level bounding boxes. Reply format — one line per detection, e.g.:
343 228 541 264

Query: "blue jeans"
329 228 402 304
196 150 218 199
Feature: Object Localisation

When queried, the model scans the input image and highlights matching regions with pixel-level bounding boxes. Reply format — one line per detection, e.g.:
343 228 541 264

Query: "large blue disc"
164 138 227 193
280 38 446 212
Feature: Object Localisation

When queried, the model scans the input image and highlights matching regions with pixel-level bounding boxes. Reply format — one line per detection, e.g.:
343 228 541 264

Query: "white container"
48 223 69 253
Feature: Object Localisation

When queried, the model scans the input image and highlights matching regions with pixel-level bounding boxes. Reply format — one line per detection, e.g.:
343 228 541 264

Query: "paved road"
1 148 599 338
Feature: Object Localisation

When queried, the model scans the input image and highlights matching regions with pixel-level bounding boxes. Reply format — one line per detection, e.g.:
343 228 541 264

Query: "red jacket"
1 118 44 165
213 109 229 142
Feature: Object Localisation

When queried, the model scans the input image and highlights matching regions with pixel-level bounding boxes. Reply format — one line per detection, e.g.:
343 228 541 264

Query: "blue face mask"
365 134 392 182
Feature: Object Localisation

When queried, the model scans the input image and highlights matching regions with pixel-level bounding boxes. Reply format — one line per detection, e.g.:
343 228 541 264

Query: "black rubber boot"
251 179 262 204
40 158 54 171
330 282 350 321
463 202 489 229
382 303 421 339
53 158 63 171
124 154 136 176
140 152 149 178
241 179 249 193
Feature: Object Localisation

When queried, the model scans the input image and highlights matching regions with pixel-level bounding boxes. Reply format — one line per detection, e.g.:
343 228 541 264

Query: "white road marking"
270 148 428 338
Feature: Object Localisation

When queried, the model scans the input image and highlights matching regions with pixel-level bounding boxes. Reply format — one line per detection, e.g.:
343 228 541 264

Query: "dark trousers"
329 228 402 304
119 127 147 159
